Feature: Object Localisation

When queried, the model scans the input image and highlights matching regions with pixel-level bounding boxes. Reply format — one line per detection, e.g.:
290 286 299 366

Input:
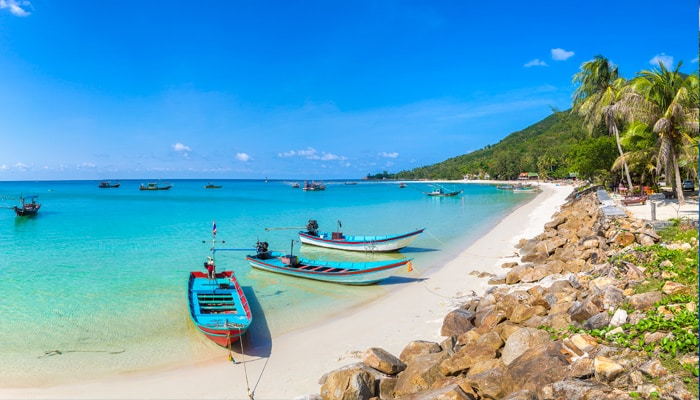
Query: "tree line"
369 56 698 206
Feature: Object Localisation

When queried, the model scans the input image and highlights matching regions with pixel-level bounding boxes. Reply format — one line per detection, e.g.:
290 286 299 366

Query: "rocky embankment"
315 188 699 400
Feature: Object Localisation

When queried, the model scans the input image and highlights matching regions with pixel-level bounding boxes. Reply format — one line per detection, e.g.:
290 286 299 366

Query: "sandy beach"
6 182 694 400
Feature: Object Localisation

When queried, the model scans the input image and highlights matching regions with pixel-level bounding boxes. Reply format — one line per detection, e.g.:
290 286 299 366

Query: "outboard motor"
256 241 270 259
307 219 319 236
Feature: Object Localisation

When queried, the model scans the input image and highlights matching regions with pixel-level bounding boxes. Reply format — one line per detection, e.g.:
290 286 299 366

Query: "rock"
661 281 689 295
393 352 449 397
441 309 476 337
500 327 551 366
594 356 624 382
439 343 498 376
569 298 601 323
320 363 375 400
503 342 570 394
627 292 662 311
399 340 442 364
609 309 627 327
362 347 406 375
582 311 611 330
638 359 668 378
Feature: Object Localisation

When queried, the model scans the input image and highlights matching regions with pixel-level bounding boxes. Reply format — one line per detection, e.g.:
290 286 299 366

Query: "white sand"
1 182 575 400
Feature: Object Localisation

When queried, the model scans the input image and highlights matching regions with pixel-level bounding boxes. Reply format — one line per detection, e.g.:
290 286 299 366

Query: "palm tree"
572 55 634 193
621 61 699 205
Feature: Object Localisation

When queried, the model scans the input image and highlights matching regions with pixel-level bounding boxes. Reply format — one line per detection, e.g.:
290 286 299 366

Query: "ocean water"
0 179 535 386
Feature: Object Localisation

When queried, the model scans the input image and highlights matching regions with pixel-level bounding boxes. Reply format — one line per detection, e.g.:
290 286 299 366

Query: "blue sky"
0 1 697 181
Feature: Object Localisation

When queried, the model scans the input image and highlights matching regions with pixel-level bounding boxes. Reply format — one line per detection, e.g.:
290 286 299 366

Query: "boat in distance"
98 181 120 188
425 187 463 197
187 270 252 347
204 183 223 189
299 219 424 252
13 195 41 217
246 242 413 285
139 182 173 191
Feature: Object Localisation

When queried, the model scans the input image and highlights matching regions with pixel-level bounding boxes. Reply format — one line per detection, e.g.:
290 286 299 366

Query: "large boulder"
319 363 375 400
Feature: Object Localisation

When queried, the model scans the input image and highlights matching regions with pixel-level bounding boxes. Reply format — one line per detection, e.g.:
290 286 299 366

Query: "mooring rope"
39 347 126 358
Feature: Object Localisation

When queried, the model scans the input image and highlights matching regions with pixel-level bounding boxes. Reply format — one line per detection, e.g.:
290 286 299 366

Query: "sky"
0 1 697 181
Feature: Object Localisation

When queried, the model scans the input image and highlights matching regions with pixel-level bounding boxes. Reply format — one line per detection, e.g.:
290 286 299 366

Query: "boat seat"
200 305 237 310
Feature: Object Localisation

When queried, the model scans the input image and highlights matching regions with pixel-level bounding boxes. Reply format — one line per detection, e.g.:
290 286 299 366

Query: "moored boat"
204 183 222 189
188 270 252 347
98 181 120 188
140 182 172 191
299 219 424 252
13 195 40 217
246 241 413 285
188 224 252 347
425 185 462 197
302 181 326 191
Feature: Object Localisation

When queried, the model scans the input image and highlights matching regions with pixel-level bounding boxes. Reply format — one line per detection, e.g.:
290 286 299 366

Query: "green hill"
371 110 617 181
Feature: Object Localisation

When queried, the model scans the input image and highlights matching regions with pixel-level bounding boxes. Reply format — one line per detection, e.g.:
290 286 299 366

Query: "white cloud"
278 147 317 158
524 59 547 67
378 152 399 158
650 53 673 69
236 152 251 162
551 48 574 61
0 0 31 16
172 142 191 152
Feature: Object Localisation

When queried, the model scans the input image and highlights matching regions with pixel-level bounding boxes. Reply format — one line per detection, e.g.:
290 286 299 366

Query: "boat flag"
212 221 217 236
407 260 413 272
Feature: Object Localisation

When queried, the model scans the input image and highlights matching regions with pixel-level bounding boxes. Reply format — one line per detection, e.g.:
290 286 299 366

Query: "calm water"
0 179 534 386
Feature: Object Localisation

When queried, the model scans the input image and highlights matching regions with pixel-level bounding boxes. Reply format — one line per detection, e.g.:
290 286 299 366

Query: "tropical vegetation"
369 57 699 204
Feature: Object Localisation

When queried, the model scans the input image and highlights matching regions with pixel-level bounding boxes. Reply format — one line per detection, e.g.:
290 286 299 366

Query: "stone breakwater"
314 188 698 400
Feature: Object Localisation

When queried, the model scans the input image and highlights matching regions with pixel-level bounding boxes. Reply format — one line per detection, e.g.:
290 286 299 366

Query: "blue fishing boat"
425 184 462 197
299 220 424 252
246 241 413 285
188 225 252 348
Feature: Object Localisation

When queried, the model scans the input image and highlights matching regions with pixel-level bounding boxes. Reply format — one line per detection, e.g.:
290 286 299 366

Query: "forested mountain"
371 110 617 181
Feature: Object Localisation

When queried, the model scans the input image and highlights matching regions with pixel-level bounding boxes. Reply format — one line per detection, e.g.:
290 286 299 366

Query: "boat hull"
188 271 252 347
298 228 424 252
246 252 412 285
14 205 40 217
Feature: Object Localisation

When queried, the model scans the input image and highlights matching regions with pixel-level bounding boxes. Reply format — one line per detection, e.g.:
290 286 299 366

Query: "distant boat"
140 182 172 191
13 195 40 217
204 183 222 189
399 183 407 188
188 227 252 347
299 220 424 252
344 182 358 185
302 181 326 191
98 181 120 188
425 185 462 197
512 184 537 193
291 182 300 188
496 184 514 190
246 241 413 285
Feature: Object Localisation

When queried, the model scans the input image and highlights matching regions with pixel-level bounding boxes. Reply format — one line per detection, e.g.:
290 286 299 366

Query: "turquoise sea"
0 179 535 386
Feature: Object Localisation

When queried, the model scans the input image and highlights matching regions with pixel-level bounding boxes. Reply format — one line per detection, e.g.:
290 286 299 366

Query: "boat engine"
307 219 319 236
256 241 270 259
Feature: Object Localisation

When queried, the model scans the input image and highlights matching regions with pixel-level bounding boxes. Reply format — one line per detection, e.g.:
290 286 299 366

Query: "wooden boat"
98 181 120 188
302 181 326 191
512 184 538 193
425 185 462 197
621 195 647 206
299 220 424 252
246 242 413 285
204 183 222 189
139 182 172 191
188 226 252 347
496 184 514 190
188 270 252 347
13 195 40 217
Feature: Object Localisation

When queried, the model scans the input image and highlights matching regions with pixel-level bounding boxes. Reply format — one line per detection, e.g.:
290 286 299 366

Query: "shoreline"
1 182 574 399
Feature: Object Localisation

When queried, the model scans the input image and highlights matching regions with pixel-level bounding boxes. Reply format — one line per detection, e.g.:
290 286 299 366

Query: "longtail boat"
13 195 40 217
188 224 252 347
246 241 413 285
299 219 423 252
